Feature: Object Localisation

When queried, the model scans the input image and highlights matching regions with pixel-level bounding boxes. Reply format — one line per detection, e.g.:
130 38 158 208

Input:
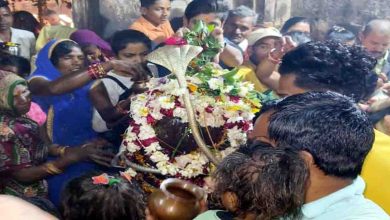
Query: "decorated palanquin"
115 22 264 192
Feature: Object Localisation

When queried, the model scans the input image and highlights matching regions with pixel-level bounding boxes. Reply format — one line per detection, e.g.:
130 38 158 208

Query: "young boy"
195 142 308 220
129 0 173 44
183 0 243 68
89 29 151 146
236 27 283 92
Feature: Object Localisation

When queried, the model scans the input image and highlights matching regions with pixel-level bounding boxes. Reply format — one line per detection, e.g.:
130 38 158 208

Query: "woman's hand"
65 139 115 167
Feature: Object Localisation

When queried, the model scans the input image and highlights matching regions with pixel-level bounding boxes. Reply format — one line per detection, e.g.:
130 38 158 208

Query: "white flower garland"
122 76 257 178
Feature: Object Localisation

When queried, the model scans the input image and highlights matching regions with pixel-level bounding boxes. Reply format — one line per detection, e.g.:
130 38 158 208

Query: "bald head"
360 19 390 59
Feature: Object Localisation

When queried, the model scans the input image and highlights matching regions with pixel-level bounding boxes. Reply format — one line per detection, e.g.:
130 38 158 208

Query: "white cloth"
92 71 133 132
238 39 248 51
300 176 389 220
0 28 36 60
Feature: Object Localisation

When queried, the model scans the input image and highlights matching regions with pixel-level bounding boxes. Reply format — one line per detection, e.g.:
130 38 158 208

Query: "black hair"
140 0 170 8
111 29 152 56
50 41 81 67
0 54 31 78
279 40 378 102
0 0 9 8
284 31 311 45
184 0 229 22
326 25 356 44
13 11 42 37
265 91 374 179
60 172 146 220
280 17 311 34
214 141 307 220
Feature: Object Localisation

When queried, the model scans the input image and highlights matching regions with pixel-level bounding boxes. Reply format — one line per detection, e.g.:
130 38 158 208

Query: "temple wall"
73 0 390 39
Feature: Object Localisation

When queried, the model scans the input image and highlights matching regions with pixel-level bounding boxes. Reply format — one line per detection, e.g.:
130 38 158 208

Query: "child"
89 29 152 146
129 0 173 44
60 172 146 220
195 142 308 220
237 27 283 93
183 0 243 68
70 29 113 65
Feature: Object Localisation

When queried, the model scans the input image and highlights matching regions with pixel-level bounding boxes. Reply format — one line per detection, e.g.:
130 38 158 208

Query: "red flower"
205 105 214 113
141 137 159 147
165 36 188 46
146 114 156 124
174 97 182 107
229 96 241 103
160 108 174 117
131 125 140 134
241 121 251 132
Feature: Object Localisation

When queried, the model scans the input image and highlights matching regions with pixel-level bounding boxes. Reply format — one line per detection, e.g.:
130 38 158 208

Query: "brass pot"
148 178 205 220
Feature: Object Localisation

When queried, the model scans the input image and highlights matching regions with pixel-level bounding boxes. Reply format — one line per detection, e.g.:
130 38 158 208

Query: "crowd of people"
0 0 389 219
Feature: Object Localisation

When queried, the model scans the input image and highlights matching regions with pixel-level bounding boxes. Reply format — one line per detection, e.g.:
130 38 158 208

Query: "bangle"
58 146 69 157
44 162 63 175
88 63 107 79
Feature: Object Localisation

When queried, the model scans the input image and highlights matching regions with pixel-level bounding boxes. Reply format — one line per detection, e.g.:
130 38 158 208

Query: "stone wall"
291 0 390 27
73 0 390 39
73 0 233 38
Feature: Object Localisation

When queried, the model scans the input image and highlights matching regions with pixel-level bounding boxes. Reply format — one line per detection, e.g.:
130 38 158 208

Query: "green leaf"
207 24 215 33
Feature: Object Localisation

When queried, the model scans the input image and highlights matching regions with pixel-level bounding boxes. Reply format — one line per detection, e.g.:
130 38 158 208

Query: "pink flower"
165 37 188 46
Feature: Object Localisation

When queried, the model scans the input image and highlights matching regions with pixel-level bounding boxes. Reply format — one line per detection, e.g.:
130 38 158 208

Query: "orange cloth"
129 16 174 44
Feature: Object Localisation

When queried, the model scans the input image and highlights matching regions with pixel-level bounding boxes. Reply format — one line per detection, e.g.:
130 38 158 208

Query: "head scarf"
31 39 73 81
0 71 27 112
70 29 113 56
29 39 97 145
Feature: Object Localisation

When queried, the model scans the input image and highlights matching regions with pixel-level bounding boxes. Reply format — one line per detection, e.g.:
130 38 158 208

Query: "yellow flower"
251 107 260 113
227 105 242 111
188 83 198 92
139 107 149 117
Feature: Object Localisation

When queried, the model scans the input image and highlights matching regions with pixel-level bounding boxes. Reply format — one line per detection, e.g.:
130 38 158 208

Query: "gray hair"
227 5 258 25
362 19 390 36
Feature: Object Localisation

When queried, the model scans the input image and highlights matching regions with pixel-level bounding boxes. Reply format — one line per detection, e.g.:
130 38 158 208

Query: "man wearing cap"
236 27 282 92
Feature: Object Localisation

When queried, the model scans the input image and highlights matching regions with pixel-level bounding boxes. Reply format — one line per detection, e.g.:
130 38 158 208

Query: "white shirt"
92 71 134 132
238 39 248 51
0 28 36 60
300 176 389 220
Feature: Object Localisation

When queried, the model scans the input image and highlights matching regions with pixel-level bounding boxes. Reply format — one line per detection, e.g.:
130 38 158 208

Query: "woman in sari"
28 39 139 206
0 72 109 214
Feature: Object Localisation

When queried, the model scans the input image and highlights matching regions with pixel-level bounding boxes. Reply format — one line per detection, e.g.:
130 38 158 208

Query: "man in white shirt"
251 92 389 219
0 0 35 59
223 5 257 52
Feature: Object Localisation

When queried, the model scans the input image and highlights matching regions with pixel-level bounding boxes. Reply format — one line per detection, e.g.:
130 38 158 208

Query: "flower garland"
121 21 261 181
123 76 259 178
